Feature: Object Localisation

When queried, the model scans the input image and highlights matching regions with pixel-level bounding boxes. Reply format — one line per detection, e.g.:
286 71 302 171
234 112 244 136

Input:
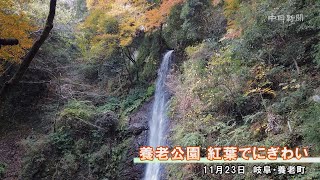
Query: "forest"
0 0 319 179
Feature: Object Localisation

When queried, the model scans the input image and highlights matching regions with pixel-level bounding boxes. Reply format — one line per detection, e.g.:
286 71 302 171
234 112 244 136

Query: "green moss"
60 100 96 120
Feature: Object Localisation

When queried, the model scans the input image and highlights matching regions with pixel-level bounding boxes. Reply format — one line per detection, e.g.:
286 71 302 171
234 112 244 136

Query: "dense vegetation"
166 0 320 179
0 0 319 179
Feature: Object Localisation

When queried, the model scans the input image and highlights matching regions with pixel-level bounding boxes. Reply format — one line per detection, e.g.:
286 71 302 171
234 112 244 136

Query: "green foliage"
14 0 320 179
79 63 99 81
313 42 320 67
22 131 70 179
163 3 186 47
146 84 156 97
21 117 132 179
74 139 88 155
120 85 155 116
180 132 204 147
89 145 109 164
88 145 111 175
164 0 225 48
97 97 121 112
205 122 254 147
60 152 78 173
140 56 158 82
272 84 309 115
121 88 146 110
135 33 162 82
226 125 252 146
50 130 74 154
166 2 320 179
110 137 133 170
0 162 6 178
26 0 76 25
90 34 119 61
56 100 99 132
60 100 96 120
298 164 320 179
302 103 320 153
180 0 213 41
231 0 320 68
100 16 119 34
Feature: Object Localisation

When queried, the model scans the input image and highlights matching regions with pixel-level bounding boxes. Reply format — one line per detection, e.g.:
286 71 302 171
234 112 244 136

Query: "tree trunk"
0 0 57 99
121 47 140 83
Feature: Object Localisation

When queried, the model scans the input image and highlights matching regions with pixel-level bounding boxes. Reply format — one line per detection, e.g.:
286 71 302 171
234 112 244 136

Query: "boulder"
94 111 118 133
127 123 149 136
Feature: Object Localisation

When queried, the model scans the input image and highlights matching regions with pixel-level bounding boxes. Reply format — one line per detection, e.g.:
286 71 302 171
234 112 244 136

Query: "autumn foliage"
80 0 146 57
144 0 184 30
0 0 35 71
222 0 241 40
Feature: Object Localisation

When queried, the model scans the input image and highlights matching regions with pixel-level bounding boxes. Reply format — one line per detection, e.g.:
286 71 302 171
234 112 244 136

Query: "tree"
221 0 241 40
163 0 225 48
0 0 57 99
0 0 35 72
144 0 184 30
79 0 146 57
180 0 215 41
77 0 148 86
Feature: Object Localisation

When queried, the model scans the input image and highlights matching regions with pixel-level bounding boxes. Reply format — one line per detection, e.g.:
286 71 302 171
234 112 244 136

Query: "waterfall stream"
144 50 174 180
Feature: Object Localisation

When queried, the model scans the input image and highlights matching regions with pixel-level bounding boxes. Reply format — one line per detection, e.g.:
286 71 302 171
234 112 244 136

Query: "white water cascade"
144 50 174 180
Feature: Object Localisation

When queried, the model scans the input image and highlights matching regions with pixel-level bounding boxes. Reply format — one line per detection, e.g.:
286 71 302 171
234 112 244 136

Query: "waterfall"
144 50 174 180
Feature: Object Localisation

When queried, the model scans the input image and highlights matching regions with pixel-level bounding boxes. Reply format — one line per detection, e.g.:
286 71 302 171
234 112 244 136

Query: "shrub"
97 97 121 112
120 85 154 117
50 129 74 154
88 145 110 175
182 0 224 42
231 0 320 68
272 85 309 115
180 132 205 147
21 122 122 179
302 103 320 153
146 84 155 97
58 152 79 178
60 100 96 120
140 56 158 82
21 135 56 179
79 63 99 82
312 43 320 67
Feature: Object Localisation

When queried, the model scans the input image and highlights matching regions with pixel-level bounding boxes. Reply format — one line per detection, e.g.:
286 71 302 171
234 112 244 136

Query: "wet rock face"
128 123 149 136
95 111 118 132
122 98 153 180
